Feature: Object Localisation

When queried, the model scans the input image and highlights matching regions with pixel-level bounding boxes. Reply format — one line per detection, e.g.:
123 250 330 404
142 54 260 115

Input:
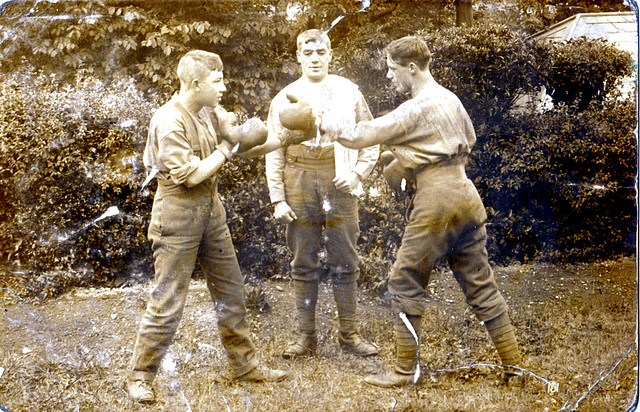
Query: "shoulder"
431 84 464 106
326 75 359 91
149 100 186 135
151 100 182 123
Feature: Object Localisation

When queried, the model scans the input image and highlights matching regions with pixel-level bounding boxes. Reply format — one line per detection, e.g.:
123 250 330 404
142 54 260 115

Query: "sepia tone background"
0 1 637 411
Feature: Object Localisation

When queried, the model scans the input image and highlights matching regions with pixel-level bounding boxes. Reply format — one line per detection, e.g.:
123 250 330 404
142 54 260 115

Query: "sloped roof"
533 12 638 60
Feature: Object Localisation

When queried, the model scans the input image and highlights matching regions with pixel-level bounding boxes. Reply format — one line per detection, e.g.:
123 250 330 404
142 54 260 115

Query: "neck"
302 74 327 84
178 89 202 113
411 71 435 98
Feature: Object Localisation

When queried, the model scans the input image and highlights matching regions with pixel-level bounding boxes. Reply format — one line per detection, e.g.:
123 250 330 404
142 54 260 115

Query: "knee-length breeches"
389 173 507 322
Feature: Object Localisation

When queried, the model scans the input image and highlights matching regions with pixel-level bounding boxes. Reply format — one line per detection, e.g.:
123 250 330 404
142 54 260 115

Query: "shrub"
0 68 159 298
0 21 635 298
473 97 637 263
545 37 635 110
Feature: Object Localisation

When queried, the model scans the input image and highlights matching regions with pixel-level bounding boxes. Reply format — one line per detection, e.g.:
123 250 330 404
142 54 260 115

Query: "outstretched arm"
336 113 405 150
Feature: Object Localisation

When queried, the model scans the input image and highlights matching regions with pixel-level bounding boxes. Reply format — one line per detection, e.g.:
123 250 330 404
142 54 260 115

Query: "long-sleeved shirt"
143 94 230 187
265 75 379 202
345 81 476 171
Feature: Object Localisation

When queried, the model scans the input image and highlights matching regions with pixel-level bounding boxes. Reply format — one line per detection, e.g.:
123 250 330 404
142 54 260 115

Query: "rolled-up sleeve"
352 93 379 179
158 127 202 186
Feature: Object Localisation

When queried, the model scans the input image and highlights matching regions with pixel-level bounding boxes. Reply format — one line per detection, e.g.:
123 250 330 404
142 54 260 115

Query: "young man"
265 30 380 359
127 50 287 403
323 35 524 387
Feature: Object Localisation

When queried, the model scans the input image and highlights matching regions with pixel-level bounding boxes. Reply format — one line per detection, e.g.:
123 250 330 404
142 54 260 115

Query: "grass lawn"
0 257 636 411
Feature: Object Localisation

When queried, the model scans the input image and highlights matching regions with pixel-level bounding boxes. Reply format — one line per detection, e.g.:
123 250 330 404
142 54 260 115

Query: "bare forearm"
239 135 282 158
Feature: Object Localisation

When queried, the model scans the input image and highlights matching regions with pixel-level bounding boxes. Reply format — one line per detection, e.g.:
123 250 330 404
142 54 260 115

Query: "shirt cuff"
169 157 201 185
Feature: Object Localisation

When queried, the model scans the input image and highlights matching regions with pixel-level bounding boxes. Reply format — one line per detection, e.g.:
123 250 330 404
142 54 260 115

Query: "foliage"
545 37 635 110
216 156 292 280
0 0 455 118
0 4 635 295
474 97 637 262
420 23 551 124
0 68 159 297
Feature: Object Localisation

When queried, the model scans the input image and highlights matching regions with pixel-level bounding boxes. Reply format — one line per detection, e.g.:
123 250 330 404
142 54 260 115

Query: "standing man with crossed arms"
322 35 524 387
265 29 380 359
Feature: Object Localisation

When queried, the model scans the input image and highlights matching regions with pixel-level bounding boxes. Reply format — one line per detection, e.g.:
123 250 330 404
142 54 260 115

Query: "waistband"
415 157 467 187
156 178 218 197
285 144 335 171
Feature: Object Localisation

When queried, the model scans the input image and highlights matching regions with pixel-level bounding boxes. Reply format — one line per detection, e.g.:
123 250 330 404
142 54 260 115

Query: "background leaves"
0 0 635 297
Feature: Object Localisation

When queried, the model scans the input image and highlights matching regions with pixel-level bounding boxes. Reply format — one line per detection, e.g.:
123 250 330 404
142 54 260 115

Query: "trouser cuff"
231 357 260 379
127 369 156 383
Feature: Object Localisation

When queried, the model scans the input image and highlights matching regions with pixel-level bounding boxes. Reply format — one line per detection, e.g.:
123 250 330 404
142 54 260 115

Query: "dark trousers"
283 145 360 283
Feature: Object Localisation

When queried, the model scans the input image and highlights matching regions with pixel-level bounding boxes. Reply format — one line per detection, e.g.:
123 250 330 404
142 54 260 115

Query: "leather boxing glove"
217 110 268 153
235 117 268 153
380 151 414 194
279 93 316 133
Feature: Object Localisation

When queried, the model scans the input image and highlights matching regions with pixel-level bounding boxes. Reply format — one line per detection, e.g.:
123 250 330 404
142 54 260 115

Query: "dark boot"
333 281 378 357
485 312 526 386
364 312 421 388
282 280 318 359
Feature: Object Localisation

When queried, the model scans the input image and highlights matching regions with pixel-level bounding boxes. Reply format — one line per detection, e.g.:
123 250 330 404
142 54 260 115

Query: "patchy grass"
0 258 636 411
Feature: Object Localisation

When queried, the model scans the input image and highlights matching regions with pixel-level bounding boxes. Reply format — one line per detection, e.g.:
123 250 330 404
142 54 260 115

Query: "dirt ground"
0 257 637 411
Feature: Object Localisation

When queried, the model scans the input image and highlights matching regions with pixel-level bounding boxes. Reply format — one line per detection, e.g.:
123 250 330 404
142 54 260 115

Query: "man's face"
386 55 412 94
198 70 226 107
297 40 332 82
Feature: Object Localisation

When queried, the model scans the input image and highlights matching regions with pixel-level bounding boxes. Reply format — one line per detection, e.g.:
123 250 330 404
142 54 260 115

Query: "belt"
156 178 218 197
415 157 467 188
285 144 335 171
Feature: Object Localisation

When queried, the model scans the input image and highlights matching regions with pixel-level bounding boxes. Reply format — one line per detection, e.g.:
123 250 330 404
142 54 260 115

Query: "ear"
296 49 303 64
408 62 417 74
191 79 200 92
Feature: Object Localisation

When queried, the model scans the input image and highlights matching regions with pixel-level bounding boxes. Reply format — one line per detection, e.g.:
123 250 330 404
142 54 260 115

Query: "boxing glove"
279 93 316 133
217 110 268 153
381 151 414 194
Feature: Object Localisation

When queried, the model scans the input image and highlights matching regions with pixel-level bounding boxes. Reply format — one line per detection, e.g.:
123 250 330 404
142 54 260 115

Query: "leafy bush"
422 23 551 124
0 15 635 297
216 157 291 280
545 37 635 110
474 98 637 263
0 68 159 297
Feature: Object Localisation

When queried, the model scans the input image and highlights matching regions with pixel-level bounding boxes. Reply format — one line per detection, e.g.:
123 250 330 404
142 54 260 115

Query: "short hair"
177 50 223 86
385 36 431 71
296 29 331 51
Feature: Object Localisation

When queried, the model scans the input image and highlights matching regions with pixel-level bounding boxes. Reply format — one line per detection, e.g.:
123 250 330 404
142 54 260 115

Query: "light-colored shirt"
353 82 476 171
265 75 379 202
